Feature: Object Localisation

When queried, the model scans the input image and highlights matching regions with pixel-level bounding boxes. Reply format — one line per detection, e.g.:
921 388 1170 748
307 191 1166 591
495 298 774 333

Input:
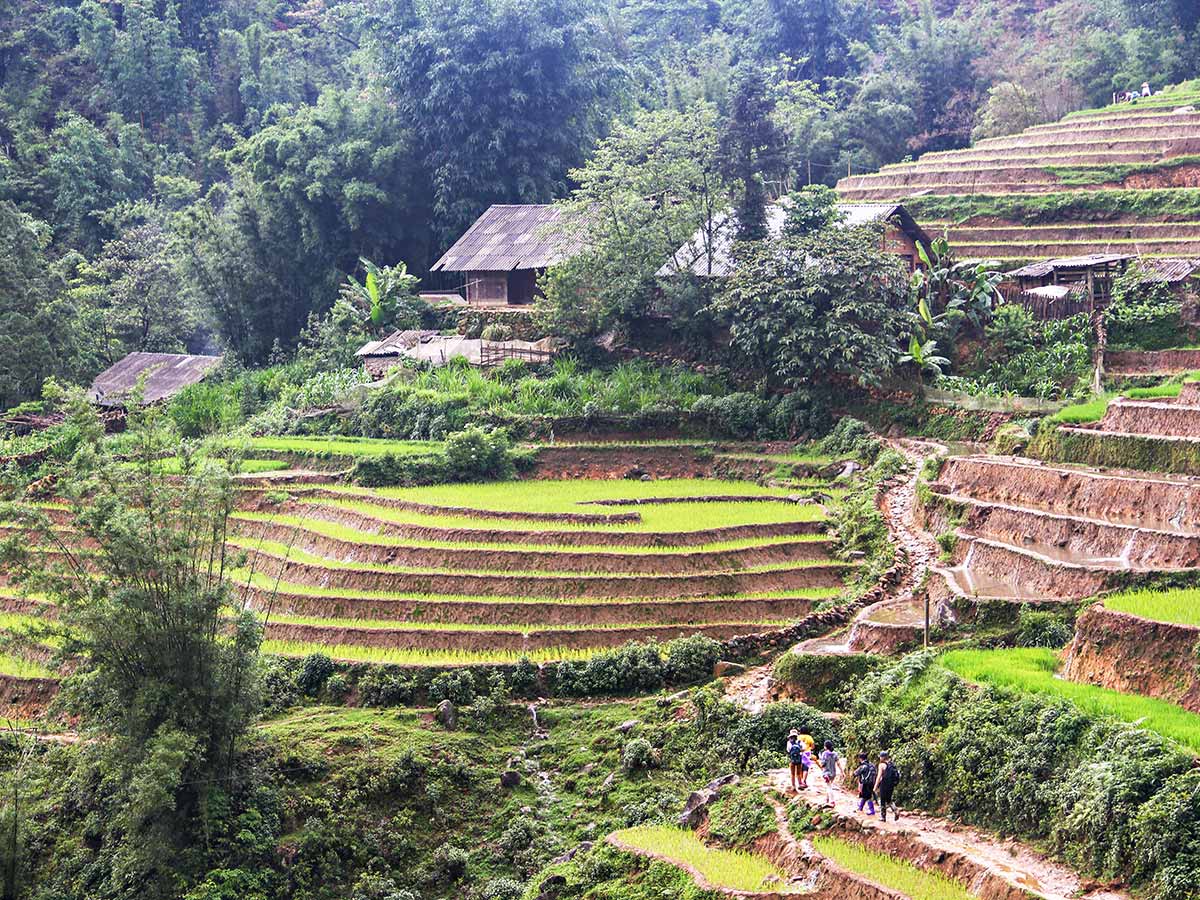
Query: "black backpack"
881 761 901 790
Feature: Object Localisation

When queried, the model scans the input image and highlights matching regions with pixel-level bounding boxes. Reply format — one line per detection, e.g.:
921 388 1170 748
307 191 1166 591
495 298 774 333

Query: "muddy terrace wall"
0 674 59 719
950 538 1113 599
248 589 820 626
244 498 828 548
922 491 1200 569
1064 604 1200 712
241 548 854 599
1105 349 1200 375
1100 398 1200 438
231 520 834 575
934 456 1200 529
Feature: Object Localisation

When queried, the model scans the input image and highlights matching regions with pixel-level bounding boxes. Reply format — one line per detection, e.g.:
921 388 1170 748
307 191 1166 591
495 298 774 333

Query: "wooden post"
807 160 812 185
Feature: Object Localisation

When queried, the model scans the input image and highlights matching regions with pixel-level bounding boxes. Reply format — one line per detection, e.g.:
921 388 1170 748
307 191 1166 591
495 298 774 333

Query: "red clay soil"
1099 398 1200 438
950 537 1113 599
1105 349 1200 375
231 520 833 575
929 496 1200 569
0 674 59 720
933 455 1200 532
268 499 827 547
1063 604 1200 713
237 487 640 524
240 549 854 599
262 619 790 652
245 588 819 626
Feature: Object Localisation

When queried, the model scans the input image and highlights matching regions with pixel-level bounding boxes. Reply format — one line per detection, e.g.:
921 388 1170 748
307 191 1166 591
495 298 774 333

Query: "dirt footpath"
770 770 1128 900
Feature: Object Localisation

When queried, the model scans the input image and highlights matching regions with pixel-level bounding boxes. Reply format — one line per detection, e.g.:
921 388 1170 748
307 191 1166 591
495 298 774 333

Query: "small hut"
429 205 581 307
657 202 930 278
87 352 223 407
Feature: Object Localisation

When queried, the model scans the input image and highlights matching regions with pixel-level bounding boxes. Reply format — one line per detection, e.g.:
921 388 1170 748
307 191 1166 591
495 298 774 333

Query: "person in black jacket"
875 750 902 822
853 752 876 815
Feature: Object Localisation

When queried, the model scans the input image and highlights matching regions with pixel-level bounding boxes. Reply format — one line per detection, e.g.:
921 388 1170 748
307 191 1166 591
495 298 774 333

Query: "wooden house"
657 202 931 278
430 205 581 307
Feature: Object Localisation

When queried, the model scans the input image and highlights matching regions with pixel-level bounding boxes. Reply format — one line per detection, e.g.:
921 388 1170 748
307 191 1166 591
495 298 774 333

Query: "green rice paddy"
233 570 842 605
0 653 53 678
222 436 444 458
940 648 1200 752
232 511 827 554
264 611 793 633
261 639 597 666
319 497 827 533
1104 586 1200 627
229 535 833 577
812 836 976 900
610 825 799 893
155 457 289 474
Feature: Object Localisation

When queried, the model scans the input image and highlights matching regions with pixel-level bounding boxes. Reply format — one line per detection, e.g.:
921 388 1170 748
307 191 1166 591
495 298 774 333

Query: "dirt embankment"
1063 604 1200 712
231 520 833 575
1100 398 1200 438
934 456 1200 532
1105 349 1200 375
280 499 827 547
953 538 1112 599
524 443 822 481
245 589 818 626
0 674 59 719
929 496 1200 570
241 549 853 599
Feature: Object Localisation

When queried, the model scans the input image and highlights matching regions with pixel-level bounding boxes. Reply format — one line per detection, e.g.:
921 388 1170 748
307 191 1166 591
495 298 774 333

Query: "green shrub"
690 392 773 439
352 451 450 487
480 323 514 342
428 670 478 706
819 417 881 462
1106 269 1183 351
445 425 515 481
297 653 335 696
357 667 417 706
1015 606 1076 648
621 737 656 772
663 635 721 684
705 783 775 848
322 672 350 702
168 382 239 437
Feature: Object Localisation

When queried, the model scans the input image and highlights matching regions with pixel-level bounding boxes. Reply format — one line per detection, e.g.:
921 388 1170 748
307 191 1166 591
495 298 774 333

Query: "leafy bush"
358 667 417 706
297 653 335 696
480 323 513 342
621 737 655 772
719 702 838 770
663 635 721 684
509 657 539 697
323 672 350 702
427 845 469 883
169 382 240 437
428 670 478 706
1015 606 1076 648
1106 270 1182 351
690 392 772 439
819 417 881 462
475 877 523 900
445 425 515 481
706 783 775 847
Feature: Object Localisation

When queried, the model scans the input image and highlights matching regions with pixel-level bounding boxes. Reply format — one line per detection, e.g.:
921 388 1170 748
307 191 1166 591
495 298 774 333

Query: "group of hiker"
1117 82 1154 103
786 730 903 822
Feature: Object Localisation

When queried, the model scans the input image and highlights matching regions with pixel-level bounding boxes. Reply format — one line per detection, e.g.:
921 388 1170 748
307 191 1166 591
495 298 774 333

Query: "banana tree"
900 334 951 378
339 258 420 336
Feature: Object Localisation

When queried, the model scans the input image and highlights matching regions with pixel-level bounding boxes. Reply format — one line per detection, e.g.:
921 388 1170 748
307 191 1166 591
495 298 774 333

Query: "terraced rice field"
940 648 1200 752
234 477 850 661
812 836 977 900
608 825 800 893
1104 586 1200 626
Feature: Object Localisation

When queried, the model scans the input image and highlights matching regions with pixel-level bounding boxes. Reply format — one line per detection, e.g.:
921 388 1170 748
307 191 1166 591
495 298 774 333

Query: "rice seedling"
155 457 288 474
811 836 977 900
0 653 54 679
232 511 828 554
610 825 798 893
232 569 843 604
319 498 828 534
1104 586 1200 627
940 648 1200 752
228 535 835 577
262 612 794 632
1049 396 1112 425
222 436 444 458
260 639 597 665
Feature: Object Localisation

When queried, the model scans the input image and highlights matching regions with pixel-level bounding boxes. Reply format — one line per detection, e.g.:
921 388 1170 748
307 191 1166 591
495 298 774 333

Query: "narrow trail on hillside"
724 439 942 711
768 769 1128 900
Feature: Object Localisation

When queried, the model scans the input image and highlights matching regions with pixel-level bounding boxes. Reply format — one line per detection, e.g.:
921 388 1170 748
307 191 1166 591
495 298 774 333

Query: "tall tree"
375 0 623 245
719 64 785 242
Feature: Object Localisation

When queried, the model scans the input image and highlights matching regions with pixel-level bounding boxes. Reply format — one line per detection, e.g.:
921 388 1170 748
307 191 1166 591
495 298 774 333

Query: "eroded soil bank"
1063 604 1200 712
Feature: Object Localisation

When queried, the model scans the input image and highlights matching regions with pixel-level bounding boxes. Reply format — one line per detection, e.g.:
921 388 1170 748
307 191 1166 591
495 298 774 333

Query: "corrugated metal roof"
1006 253 1136 279
657 202 926 278
1139 258 1200 283
87 352 223 407
356 330 441 357
430 205 581 272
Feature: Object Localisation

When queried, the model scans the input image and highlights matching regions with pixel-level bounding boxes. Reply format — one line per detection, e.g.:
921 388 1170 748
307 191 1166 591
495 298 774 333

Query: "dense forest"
1 0 1197 407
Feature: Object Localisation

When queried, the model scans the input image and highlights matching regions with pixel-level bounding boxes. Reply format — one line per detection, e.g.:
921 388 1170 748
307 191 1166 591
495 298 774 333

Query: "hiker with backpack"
786 730 807 792
818 740 844 807
875 751 902 822
853 752 876 816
